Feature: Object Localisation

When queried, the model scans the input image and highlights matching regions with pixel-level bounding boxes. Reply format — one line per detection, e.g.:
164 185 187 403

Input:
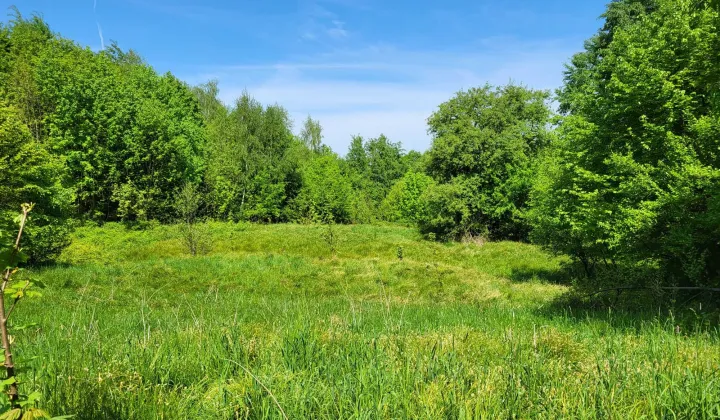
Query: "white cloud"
326 20 348 38
181 40 575 153
298 1 353 43
96 22 104 50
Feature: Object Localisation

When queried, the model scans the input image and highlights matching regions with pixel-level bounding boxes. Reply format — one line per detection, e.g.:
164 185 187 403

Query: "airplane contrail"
97 22 104 50
94 0 104 50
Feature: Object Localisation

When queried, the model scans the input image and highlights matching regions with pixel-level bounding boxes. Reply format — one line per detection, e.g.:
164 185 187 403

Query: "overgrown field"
13 223 720 418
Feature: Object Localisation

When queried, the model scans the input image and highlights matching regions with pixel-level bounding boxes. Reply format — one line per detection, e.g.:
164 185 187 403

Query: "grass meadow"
11 222 720 418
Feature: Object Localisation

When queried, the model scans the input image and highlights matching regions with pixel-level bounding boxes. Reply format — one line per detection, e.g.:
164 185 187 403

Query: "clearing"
15 223 720 418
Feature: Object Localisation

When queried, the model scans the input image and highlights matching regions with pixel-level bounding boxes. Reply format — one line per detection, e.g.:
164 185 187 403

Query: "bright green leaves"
424 84 553 241
290 153 353 223
529 0 720 287
0 103 71 264
0 378 17 388
300 116 323 154
1 14 205 224
0 390 68 419
343 134 409 218
4 281 42 300
38 50 205 222
199 90 296 222
381 171 436 224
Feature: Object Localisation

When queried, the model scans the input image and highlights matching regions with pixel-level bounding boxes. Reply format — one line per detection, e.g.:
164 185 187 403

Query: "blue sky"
5 0 608 152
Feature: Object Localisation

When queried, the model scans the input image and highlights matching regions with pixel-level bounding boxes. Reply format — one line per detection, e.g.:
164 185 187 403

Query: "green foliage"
299 115 323 154
364 135 406 202
345 135 368 176
7 222 720 418
0 14 203 223
347 189 376 224
0 205 65 420
381 171 435 224
0 103 72 264
2 12 436 235
174 183 210 256
290 153 352 223
201 91 296 222
342 134 416 224
530 0 720 288
425 84 552 240
416 182 473 241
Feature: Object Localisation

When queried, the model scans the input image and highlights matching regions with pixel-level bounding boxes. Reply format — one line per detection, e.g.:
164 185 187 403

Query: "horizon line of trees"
2 0 719 291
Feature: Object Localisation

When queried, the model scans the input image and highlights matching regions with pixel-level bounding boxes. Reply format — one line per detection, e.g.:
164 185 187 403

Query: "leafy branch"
0 204 68 419
0 203 33 407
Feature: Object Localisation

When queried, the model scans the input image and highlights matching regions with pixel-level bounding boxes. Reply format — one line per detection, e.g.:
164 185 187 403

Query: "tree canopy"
3 2 719 293
423 84 553 240
529 0 720 288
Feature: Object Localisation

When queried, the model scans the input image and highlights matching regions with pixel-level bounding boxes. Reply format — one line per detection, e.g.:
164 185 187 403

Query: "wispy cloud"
308 2 338 19
96 22 104 49
182 38 574 153
326 20 348 38
93 0 104 50
299 1 351 42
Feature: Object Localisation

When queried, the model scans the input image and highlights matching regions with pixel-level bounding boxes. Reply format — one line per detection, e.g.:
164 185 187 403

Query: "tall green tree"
300 115 323 153
0 11 53 142
0 14 206 222
365 134 406 202
345 135 368 177
202 91 297 222
424 84 552 240
530 0 720 287
343 134 407 211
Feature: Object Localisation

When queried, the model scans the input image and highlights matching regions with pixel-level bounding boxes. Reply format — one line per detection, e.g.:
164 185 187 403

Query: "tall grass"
11 223 720 418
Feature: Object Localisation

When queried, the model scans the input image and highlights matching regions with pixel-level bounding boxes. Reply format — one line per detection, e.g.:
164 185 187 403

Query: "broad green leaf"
0 377 16 386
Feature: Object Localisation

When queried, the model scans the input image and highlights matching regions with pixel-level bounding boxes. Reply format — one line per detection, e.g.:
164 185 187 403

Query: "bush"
0 102 72 264
289 153 352 223
175 183 210 256
381 171 435 224
417 183 475 241
348 189 376 224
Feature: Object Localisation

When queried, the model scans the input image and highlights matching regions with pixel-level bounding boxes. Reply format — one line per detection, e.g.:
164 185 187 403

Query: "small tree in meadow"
175 183 209 256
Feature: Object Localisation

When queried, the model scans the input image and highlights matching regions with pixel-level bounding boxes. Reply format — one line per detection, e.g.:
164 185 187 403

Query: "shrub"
381 171 435 224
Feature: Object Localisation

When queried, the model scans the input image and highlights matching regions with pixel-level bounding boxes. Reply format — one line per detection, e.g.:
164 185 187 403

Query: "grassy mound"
13 223 720 418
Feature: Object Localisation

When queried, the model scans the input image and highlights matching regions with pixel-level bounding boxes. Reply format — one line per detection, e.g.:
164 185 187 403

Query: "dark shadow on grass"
535 287 720 335
509 267 570 285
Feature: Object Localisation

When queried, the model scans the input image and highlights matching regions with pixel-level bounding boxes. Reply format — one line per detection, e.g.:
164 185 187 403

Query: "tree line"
2 0 719 291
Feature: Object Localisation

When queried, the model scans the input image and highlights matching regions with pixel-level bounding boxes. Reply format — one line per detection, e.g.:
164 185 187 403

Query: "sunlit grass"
12 223 720 418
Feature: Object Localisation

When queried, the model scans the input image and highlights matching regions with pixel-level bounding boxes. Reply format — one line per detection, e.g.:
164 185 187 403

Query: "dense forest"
2 0 719 290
